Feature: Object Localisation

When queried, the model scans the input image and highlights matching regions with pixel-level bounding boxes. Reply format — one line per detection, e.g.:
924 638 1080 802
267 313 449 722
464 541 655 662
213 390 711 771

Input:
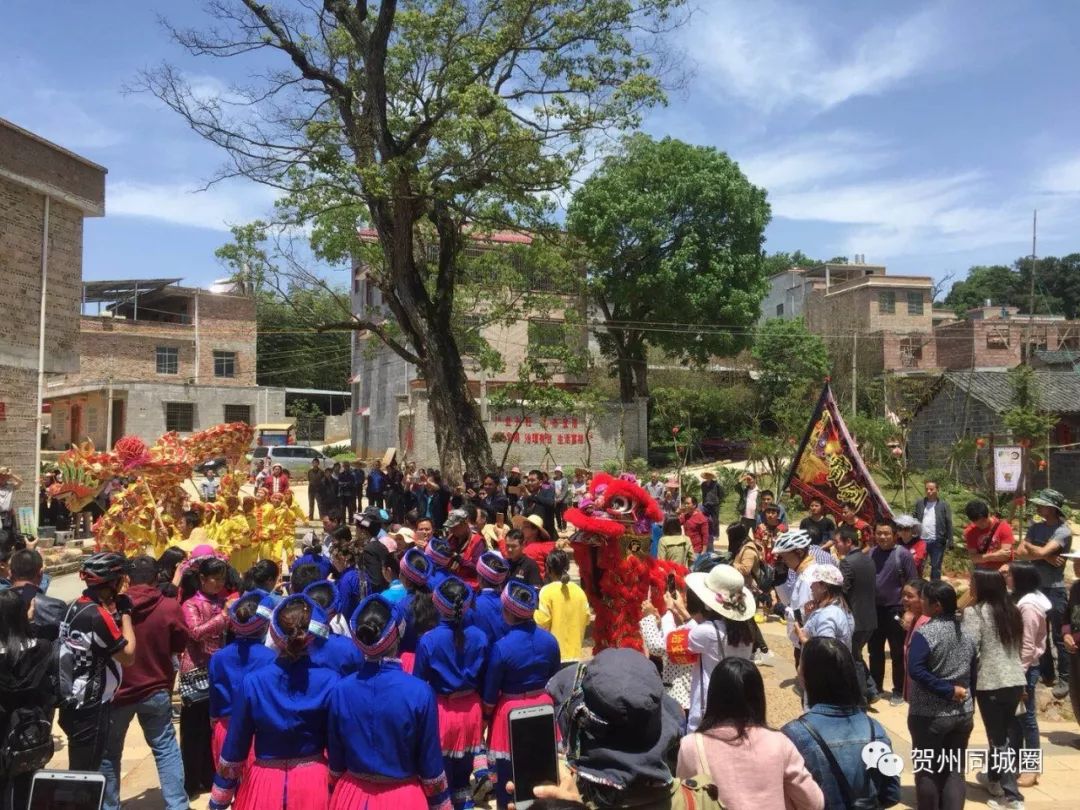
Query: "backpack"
754 558 776 592
0 641 56 778
692 551 731 573
57 599 100 709
0 705 53 777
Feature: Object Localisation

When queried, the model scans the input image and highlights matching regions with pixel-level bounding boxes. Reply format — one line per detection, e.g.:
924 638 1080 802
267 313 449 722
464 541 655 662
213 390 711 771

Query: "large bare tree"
142 0 683 481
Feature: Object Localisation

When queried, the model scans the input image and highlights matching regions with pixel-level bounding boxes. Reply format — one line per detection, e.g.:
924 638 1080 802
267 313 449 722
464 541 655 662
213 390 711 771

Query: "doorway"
110 399 125 448
70 403 82 447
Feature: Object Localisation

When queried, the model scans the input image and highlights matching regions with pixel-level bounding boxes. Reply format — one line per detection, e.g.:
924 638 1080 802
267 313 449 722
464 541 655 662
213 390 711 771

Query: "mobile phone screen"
30 772 106 810
509 709 558 807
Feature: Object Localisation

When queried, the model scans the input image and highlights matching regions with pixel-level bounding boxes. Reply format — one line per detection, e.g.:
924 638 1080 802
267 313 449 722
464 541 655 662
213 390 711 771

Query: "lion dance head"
565 472 687 653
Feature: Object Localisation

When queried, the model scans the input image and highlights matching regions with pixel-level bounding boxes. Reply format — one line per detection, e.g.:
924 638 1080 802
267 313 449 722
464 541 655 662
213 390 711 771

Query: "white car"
249 445 329 477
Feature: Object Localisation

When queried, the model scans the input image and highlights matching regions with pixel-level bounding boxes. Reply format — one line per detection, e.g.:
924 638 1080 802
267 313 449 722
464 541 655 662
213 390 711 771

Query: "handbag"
178 666 210 706
797 716 879 809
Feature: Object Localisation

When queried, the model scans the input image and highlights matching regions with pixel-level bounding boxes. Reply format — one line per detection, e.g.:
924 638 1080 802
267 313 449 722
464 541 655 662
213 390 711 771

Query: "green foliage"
1003 366 1057 449
286 398 325 419
254 288 352 390
649 385 757 450
567 134 770 401
943 265 1022 316
752 318 830 415
761 250 820 277
627 457 650 479
321 443 351 457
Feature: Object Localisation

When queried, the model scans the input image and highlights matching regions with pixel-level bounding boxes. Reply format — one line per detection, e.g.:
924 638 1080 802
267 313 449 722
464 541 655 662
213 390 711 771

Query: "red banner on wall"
782 382 893 527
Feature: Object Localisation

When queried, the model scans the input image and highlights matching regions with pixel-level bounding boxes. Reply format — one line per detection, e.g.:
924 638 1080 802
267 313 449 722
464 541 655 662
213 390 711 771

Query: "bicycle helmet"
771 528 812 555
80 552 131 586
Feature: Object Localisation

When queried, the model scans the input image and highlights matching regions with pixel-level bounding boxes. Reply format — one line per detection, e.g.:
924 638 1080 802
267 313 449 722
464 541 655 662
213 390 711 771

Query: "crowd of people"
0 465 1077 810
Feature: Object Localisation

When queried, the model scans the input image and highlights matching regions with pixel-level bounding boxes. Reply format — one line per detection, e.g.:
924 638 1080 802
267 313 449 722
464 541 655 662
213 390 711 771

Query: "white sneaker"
977 771 1005 797
986 799 1024 810
752 651 774 667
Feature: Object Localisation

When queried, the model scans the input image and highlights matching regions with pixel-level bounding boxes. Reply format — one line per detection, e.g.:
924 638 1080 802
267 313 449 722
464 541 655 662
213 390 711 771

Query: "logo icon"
862 741 904 777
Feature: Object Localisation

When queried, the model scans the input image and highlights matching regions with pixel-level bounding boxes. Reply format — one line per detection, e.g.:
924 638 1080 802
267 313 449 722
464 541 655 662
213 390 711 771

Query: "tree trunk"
419 342 495 484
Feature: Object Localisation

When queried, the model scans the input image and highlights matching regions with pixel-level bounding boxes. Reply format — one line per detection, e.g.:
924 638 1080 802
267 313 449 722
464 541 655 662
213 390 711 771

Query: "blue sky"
5 0 1080 295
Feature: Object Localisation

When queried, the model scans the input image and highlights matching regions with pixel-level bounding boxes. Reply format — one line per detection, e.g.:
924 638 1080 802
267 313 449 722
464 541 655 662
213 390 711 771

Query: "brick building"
0 118 106 512
908 370 1080 499
934 305 1080 370
350 229 647 468
762 261 938 375
45 278 285 450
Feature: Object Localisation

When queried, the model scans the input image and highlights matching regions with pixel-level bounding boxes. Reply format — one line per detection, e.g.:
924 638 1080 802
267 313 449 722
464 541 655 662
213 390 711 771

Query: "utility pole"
851 330 858 415
1026 210 1037 362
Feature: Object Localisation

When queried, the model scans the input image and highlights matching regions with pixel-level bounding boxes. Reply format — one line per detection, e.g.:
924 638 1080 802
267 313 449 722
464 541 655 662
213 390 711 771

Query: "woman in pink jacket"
1009 561 1050 789
180 556 231 798
677 657 823 810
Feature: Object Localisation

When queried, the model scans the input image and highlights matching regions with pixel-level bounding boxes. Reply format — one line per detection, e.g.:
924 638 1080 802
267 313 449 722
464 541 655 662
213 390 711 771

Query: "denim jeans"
101 690 188 810
976 687 1024 802
1020 664 1041 751
925 540 946 581
1040 587 1069 683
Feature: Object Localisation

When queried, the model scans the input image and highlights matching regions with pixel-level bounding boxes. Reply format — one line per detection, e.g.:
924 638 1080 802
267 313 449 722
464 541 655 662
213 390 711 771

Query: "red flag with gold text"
782 381 893 527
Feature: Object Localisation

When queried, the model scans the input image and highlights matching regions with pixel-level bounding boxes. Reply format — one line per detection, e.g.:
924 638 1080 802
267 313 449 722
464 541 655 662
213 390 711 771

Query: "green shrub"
321 442 351 457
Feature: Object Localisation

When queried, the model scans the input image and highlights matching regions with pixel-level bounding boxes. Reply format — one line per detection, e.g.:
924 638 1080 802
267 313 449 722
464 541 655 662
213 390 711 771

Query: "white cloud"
686 2 948 113
1037 154 1080 196
736 130 1080 260
108 179 279 231
737 131 892 193
2 88 125 151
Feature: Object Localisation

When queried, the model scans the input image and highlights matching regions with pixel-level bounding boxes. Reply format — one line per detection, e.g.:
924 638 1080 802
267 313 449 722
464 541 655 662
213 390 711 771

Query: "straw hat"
701 471 717 481
685 564 756 622
512 513 551 540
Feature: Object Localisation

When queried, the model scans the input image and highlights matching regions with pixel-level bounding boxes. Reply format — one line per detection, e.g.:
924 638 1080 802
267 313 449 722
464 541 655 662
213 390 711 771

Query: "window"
900 338 923 368
213 351 237 378
878 291 896 314
165 402 194 432
156 346 178 375
776 303 784 317
528 320 568 359
223 404 251 424
364 281 375 308
907 291 924 315
456 315 485 358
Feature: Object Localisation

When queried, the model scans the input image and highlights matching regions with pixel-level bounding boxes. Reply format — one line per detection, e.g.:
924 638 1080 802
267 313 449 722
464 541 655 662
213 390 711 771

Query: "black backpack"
0 705 53 777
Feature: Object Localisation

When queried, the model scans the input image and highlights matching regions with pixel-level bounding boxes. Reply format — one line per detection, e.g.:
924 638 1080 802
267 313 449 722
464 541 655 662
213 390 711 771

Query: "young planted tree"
143 0 684 482
566 134 771 402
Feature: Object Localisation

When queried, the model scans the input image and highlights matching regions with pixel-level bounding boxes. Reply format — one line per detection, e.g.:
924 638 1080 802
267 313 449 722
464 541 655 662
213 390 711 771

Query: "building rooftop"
944 370 1080 414
82 278 183 304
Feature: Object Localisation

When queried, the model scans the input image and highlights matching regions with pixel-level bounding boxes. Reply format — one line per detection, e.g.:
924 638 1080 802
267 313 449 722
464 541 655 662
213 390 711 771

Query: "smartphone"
666 572 677 596
30 770 106 810
508 704 559 809
496 512 505 528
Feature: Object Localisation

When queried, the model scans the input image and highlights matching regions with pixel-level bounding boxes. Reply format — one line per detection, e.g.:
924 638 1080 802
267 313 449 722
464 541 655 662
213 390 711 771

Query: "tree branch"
317 319 422 366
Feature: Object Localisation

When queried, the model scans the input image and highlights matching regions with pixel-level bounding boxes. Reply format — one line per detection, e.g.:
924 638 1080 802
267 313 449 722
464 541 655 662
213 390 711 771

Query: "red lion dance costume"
564 472 688 653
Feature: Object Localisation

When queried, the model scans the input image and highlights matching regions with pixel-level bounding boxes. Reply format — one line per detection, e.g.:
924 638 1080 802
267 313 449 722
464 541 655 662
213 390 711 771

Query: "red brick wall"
59 291 257 387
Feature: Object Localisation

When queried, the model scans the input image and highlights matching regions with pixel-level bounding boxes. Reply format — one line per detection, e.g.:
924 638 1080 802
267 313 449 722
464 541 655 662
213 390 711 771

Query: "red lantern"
975 437 986 449
1038 459 1047 471
891 446 903 457
672 426 680 436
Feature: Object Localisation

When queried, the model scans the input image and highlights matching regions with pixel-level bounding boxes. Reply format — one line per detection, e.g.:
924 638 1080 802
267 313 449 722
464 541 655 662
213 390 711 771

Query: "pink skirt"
487 691 554 761
234 756 330 810
211 717 256 774
436 692 484 757
330 773 428 810
400 651 416 674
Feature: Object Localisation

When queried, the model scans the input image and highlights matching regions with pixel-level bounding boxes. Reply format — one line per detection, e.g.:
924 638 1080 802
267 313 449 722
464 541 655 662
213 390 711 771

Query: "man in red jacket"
678 495 711 556
100 556 190 810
